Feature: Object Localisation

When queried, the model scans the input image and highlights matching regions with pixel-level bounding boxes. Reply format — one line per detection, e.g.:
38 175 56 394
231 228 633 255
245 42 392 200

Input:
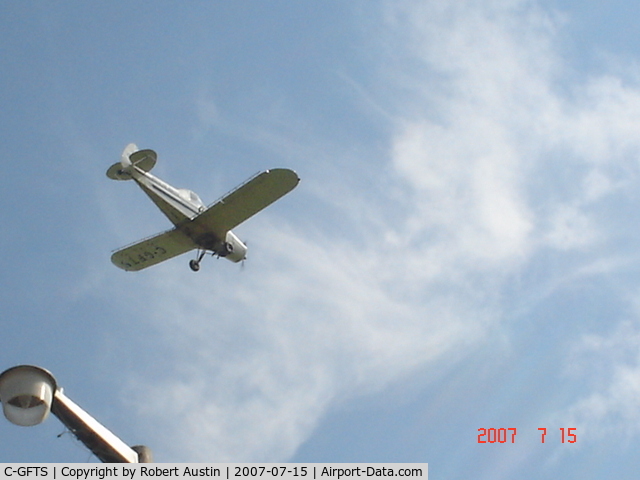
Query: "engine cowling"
221 231 248 263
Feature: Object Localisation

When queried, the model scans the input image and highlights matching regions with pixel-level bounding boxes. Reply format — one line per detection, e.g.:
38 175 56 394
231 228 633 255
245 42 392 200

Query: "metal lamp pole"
0 365 151 463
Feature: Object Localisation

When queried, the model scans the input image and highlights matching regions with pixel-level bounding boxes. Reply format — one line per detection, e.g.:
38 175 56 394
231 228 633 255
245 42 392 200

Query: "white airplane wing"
191 168 300 237
111 228 197 271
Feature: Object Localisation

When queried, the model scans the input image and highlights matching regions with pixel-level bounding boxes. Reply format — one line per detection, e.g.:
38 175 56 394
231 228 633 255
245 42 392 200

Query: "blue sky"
3 0 640 477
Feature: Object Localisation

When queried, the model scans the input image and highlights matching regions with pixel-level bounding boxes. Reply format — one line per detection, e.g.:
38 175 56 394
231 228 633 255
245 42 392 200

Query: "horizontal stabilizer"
106 162 132 180
106 144 157 180
129 149 157 173
111 228 197 271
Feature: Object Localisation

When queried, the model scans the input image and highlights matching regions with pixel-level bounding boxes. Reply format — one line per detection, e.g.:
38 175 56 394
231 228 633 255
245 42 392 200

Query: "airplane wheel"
189 259 200 272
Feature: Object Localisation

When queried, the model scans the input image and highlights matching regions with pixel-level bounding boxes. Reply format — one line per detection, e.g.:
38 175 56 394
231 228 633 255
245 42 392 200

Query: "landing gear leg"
189 251 207 272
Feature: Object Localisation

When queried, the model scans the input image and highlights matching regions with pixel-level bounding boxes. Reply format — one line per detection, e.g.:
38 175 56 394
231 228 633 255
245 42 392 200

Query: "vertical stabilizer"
120 143 138 168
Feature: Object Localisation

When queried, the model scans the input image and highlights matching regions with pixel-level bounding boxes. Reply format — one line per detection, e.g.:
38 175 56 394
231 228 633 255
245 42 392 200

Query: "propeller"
241 240 248 270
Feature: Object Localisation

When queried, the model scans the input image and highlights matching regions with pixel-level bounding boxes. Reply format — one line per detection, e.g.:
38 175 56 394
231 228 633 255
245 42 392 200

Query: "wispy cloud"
384 0 640 455
102 0 640 463
562 313 640 445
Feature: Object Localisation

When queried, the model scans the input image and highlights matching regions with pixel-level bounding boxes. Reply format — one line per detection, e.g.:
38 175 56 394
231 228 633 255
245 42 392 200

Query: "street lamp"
0 365 151 463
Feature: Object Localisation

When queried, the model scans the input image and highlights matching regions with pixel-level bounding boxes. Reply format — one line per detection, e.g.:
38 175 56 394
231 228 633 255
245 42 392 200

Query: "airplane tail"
106 144 157 180
120 143 137 169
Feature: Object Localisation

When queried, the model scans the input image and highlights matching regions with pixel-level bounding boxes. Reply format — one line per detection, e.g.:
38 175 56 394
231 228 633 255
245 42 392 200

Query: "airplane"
107 143 299 272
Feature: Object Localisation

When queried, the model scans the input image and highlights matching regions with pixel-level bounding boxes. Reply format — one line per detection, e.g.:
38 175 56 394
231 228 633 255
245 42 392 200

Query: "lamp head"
0 365 57 426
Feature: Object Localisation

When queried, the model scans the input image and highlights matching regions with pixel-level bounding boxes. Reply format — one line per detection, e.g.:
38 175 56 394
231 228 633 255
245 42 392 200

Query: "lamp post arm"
51 389 139 463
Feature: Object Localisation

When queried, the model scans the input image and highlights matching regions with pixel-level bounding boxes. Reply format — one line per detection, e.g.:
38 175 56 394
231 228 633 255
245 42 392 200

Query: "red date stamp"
477 428 577 443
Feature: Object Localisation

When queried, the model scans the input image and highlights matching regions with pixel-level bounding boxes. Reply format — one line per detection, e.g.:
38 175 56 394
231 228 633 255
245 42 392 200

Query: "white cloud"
108 0 640 462
119 217 486 461
544 204 598 250
563 320 640 442
391 117 534 268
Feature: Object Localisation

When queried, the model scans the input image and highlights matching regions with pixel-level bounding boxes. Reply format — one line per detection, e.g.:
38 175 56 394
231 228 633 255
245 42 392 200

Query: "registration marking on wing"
111 228 196 271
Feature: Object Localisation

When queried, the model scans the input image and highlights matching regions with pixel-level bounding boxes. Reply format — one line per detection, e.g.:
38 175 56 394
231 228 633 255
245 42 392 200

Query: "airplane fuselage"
128 167 241 255
107 143 299 271
130 167 205 226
